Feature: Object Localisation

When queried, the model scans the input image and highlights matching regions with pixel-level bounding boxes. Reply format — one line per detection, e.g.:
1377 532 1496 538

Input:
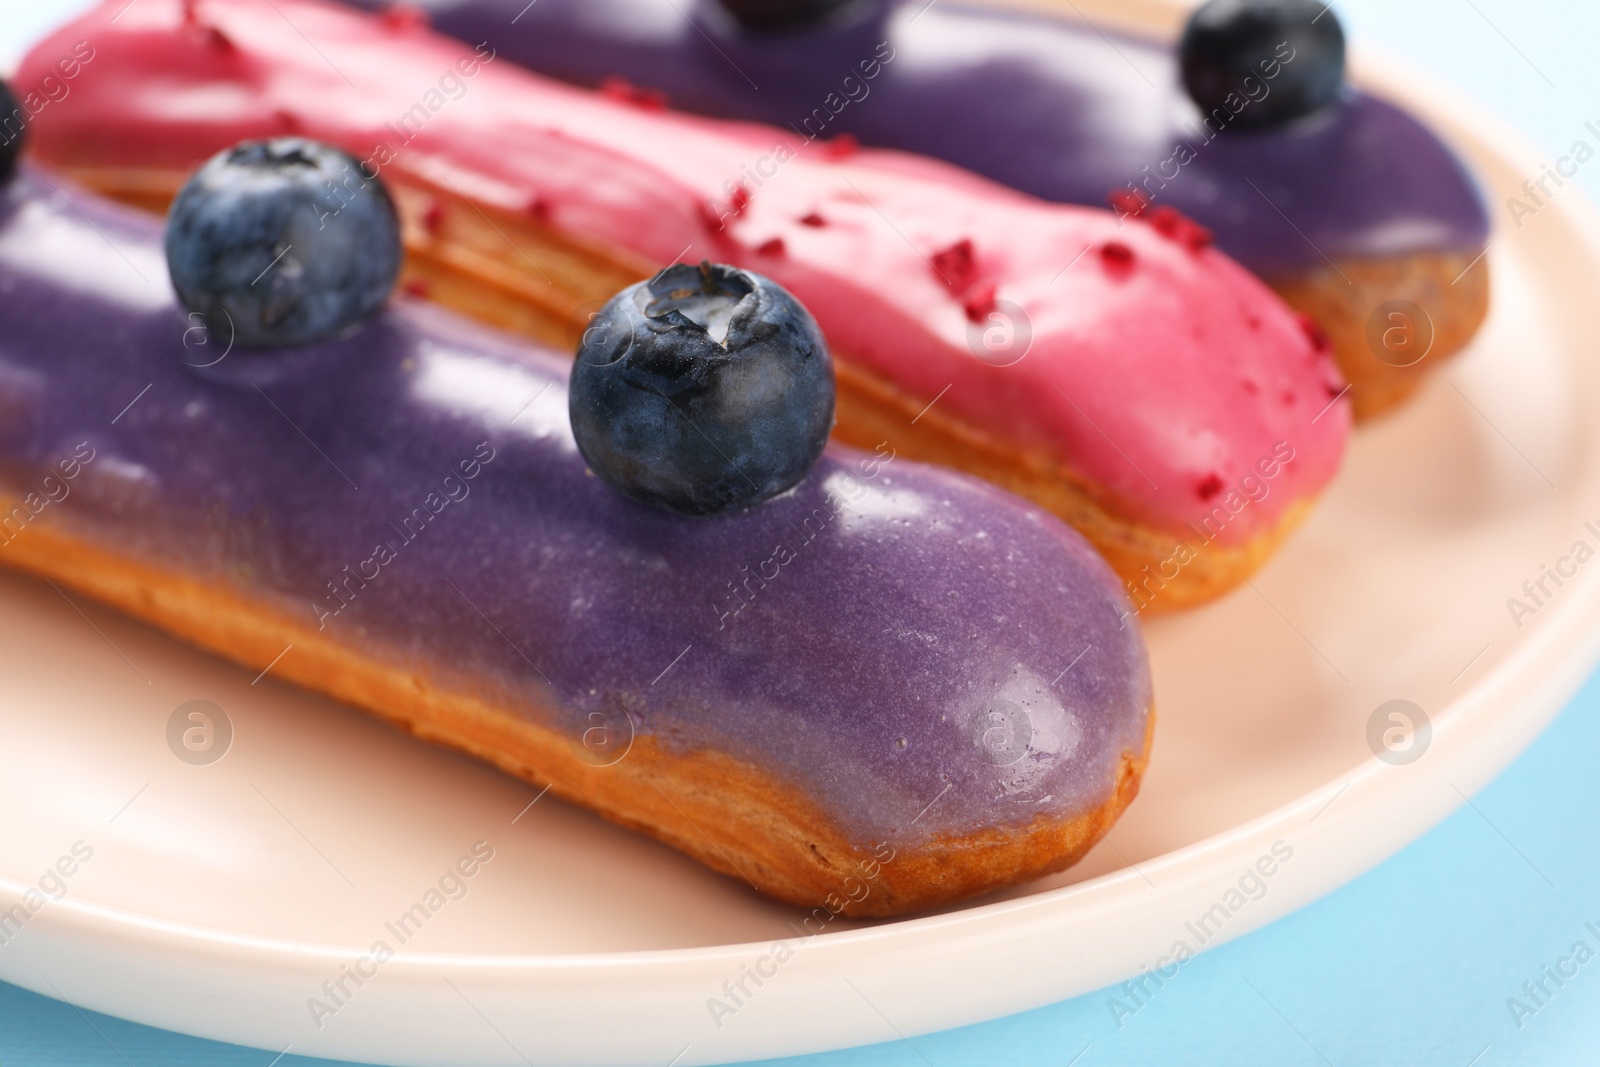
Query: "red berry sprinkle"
822 133 859 161
1151 206 1183 237
931 238 978 296
1197 474 1224 501
421 199 444 235
961 281 998 323
756 236 786 256
1100 242 1136 272
726 183 751 218
799 212 826 228
698 200 728 234
1148 206 1213 251
1298 314 1332 353
380 3 429 30
1108 188 1150 219
599 76 668 111
402 278 431 298
1182 220 1214 251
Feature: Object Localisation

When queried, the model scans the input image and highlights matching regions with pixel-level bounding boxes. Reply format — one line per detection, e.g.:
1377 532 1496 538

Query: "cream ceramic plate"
2 3 1596 1064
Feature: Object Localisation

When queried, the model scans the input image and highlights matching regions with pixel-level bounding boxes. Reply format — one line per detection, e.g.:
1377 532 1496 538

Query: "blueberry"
1179 0 1346 129
0 79 23 182
569 262 835 517
165 138 402 348
716 0 859 31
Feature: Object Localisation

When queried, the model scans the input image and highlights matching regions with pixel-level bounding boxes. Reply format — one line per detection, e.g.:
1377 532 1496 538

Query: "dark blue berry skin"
716 0 859 31
165 138 402 348
0 80 23 182
569 262 835 517
1180 0 1346 129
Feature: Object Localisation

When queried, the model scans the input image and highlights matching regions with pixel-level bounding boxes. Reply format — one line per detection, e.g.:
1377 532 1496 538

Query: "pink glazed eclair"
18 0 1351 610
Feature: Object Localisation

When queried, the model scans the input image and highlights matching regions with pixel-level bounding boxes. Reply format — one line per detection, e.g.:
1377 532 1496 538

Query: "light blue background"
2 0 1597 1063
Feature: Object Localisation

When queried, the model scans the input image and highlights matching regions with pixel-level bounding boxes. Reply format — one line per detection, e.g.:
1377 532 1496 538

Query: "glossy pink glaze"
19 0 1349 544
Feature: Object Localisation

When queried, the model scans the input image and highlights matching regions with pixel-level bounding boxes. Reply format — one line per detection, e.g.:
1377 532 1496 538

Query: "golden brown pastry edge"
0 514 1152 917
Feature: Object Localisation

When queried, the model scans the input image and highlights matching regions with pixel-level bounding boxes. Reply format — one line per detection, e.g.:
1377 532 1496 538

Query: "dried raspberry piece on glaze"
1298 314 1332 354
402 277 431 298
931 238 978 296
421 198 444 235
380 3 429 30
1108 187 1149 220
599 75 634 103
756 236 786 256
1149 206 1213 251
1150 206 1184 237
1100 241 1136 274
962 281 998 323
799 212 826 228
1182 219 1214 251
271 108 300 133
599 75 667 111
180 1 234 50
726 183 752 218
821 133 859 161
1196 474 1224 501
698 200 726 233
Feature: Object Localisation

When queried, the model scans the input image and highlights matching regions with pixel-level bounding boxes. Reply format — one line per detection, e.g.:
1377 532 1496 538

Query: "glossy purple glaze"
359 0 1489 276
0 168 1150 847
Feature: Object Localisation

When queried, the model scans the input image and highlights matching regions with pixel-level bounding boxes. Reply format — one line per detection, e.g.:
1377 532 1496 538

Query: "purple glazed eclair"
353 0 1492 418
0 166 1152 916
